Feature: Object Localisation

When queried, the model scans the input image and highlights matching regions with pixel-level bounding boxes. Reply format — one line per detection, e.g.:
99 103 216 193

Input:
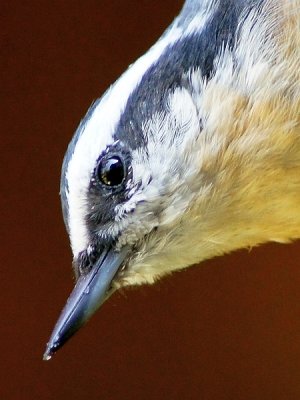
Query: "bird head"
44 0 300 359
65 83 205 288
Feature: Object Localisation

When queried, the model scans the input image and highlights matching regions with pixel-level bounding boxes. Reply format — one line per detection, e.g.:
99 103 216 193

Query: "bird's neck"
185 0 300 262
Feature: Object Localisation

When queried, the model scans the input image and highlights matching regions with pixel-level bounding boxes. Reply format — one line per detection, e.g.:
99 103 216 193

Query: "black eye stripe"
87 143 134 228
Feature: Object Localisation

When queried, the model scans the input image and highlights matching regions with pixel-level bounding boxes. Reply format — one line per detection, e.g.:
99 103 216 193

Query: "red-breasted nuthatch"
44 0 300 359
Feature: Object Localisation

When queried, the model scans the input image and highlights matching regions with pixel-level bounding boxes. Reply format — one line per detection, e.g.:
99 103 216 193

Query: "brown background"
2 1 300 399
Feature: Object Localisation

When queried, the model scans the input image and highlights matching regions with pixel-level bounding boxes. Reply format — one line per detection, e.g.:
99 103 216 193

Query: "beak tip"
43 337 61 361
43 345 53 361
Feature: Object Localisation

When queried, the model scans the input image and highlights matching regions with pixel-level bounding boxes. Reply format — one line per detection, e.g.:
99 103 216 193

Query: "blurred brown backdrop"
2 1 300 399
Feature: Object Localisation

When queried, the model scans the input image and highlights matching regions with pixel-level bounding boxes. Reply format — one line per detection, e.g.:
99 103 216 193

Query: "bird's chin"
111 258 162 288
110 249 143 288
111 232 156 287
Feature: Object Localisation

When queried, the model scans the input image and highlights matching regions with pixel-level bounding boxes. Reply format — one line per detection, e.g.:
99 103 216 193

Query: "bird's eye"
97 156 125 187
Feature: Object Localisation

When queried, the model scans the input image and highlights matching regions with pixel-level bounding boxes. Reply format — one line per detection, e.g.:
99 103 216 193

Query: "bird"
43 0 300 360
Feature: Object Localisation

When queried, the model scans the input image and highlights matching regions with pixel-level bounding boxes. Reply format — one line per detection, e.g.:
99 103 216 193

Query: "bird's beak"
43 246 129 360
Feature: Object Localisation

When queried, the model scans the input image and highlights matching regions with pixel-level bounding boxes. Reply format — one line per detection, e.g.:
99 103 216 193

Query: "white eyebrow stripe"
66 24 184 255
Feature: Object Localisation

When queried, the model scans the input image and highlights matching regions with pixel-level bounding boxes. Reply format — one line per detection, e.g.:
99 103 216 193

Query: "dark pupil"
98 156 124 186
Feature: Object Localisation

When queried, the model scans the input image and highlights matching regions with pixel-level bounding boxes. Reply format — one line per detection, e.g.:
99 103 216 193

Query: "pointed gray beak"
43 246 129 360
